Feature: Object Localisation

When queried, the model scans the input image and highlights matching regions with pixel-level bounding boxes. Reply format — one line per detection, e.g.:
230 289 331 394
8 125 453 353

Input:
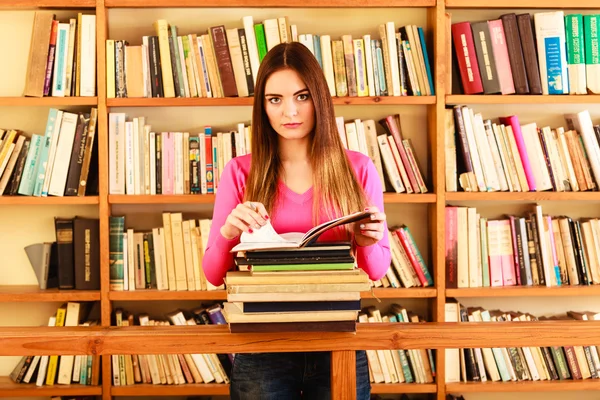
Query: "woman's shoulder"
223 154 252 182
344 149 372 170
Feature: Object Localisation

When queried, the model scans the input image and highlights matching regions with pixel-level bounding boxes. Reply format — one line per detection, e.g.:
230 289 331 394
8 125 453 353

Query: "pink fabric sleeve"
354 158 391 281
202 160 245 287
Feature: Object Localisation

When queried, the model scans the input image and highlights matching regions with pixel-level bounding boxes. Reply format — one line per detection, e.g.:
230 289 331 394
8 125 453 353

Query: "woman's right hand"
220 201 269 240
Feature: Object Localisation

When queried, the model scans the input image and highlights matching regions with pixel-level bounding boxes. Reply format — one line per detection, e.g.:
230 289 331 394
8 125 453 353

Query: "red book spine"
446 207 458 288
394 228 427 286
451 22 484 94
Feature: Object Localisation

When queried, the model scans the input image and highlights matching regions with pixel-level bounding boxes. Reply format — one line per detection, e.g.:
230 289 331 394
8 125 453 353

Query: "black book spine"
471 21 502 94
65 113 90 196
54 217 75 289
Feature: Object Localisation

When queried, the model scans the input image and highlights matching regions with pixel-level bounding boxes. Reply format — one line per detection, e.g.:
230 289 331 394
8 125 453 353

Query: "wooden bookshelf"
445 192 600 202
0 376 101 397
447 286 600 298
446 94 600 105
111 383 230 396
0 97 98 107
0 0 96 9
371 383 438 393
0 196 99 205
105 0 436 8
0 286 101 302
107 96 435 108
446 380 600 393
370 287 437 298
445 0 600 8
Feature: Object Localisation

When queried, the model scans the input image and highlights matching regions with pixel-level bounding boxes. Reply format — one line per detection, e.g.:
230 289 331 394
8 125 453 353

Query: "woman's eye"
268 97 281 104
297 94 309 101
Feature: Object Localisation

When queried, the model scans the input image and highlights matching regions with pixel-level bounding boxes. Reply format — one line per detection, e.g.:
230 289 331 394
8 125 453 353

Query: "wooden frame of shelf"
447 286 600 298
0 287 101 302
0 97 98 106
105 0 436 8
0 0 95 9
446 94 600 105
0 376 101 397
446 380 600 392
445 192 600 202
445 0 600 8
0 196 99 205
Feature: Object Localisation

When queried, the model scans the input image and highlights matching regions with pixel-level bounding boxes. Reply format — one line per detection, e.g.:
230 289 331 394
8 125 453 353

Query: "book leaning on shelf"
0 108 99 197
24 12 96 98
446 203 600 289
107 112 427 195
446 299 600 383
445 107 600 193
107 17 433 99
10 302 100 387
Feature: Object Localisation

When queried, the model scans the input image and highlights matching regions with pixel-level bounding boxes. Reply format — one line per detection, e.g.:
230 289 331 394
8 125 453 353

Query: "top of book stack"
223 211 373 333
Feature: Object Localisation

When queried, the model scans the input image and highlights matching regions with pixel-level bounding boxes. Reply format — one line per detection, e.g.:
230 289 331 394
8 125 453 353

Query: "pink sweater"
202 150 391 286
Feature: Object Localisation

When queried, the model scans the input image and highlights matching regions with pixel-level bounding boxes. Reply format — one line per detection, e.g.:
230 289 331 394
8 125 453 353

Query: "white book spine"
320 35 336 97
534 11 569 95
47 112 78 196
79 15 96 96
125 121 134 194
385 22 401 96
109 113 125 194
242 15 260 84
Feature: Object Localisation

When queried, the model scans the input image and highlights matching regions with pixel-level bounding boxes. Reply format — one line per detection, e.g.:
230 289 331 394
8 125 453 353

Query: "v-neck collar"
279 180 313 204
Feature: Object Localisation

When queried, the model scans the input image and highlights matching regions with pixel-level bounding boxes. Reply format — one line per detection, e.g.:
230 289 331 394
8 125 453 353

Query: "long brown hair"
244 42 367 225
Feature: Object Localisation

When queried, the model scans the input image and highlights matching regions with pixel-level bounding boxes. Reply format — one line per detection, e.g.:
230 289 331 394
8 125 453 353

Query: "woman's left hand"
354 206 386 247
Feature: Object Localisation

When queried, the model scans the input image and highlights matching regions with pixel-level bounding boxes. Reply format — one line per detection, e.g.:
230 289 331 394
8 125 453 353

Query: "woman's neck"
278 136 310 163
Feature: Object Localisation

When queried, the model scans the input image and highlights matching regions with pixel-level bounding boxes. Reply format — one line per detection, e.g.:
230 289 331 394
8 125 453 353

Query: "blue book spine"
313 35 322 68
33 108 59 197
205 126 214 194
17 134 44 196
418 27 435 95
545 36 568 94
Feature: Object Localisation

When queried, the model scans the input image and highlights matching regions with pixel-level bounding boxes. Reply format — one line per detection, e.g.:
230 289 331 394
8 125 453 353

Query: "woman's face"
264 68 315 142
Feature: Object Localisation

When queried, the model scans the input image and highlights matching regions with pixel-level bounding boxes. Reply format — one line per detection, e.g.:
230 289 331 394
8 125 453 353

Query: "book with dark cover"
240 300 361 313
230 321 356 333
54 217 75 289
516 13 543 95
500 13 530 94
149 36 164 98
65 112 90 196
238 28 255 96
471 21 502 94
235 255 354 266
74 217 100 290
7 140 30 195
209 25 238 97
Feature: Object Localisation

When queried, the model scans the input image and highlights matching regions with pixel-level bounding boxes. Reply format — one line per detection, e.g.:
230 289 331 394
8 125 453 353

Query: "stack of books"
223 211 373 333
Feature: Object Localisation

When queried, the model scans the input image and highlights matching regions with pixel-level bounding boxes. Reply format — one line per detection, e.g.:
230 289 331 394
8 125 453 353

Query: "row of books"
24 12 96 98
108 17 433 99
25 217 99 291
108 112 428 196
109 214 222 292
451 12 597 95
111 306 230 386
446 301 600 382
0 108 99 197
446 107 600 193
446 204 600 289
10 302 100 387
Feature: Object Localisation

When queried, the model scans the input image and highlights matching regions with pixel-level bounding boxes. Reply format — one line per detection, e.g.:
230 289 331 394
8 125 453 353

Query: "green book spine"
251 262 355 272
401 226 434 286
254 23 267 62
566 14 585 65
584 15 599 66
170 25 186 97
109 216 125 290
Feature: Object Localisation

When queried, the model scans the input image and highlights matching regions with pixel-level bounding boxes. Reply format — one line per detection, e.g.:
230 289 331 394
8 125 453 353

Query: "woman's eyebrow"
265 88 309 97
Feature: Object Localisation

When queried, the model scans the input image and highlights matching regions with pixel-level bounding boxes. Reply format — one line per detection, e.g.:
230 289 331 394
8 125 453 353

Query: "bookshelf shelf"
0 97 98 106
107 96 435 108
445 192 600 202
109 289 227 301
445 0 600 9
0 0 96 9
371 383 437 394
0 196 99 205
108 194 435 205
105 0 436 8
370 287 437 299
0 287 101 302
446 380 600 393
446 286 600 298
111 383 230 396
446 94 600 105
0 377 101 397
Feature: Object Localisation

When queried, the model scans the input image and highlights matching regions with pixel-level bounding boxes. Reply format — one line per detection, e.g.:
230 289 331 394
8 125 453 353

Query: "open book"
231 210 372 252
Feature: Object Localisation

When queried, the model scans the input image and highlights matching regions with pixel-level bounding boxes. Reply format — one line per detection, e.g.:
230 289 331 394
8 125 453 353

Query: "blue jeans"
230 351 370 400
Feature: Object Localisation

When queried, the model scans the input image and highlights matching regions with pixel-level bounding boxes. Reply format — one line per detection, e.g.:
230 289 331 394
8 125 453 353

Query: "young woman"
202 42 391 399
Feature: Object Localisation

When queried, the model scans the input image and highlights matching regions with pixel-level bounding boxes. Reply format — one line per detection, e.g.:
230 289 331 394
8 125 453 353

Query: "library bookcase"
2 1 600 400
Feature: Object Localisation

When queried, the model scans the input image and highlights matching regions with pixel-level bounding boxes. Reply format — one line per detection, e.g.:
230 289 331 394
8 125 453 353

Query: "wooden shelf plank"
0 287 100 302
111 383 229 396
447 286 600 298
446 380 600 393
109 194 435 205
0 376 101 397
445 0 600 8
0 196 99 205
445 192 600 202
446 94 600 104
0 0 95 8
107 96 435 107
370 288 437 299
0 97 97 106
371 383 437 393
106 0 435 8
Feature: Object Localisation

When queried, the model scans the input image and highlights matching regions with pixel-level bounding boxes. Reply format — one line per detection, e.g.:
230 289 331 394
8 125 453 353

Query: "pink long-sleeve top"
202 150 391 286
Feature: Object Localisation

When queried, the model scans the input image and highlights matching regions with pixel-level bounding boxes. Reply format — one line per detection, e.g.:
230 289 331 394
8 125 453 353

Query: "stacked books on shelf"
25 216 99 290
107 17 433 99
359 305 435 384
10 302 100 387
446 204 600 288
0 108 99 197
108 214 223 291
451 11 598 95
24 12 97 98
110 306 230 386
446 300 600 382
445 107 600 192
108 112 427 195
223 211 373 333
